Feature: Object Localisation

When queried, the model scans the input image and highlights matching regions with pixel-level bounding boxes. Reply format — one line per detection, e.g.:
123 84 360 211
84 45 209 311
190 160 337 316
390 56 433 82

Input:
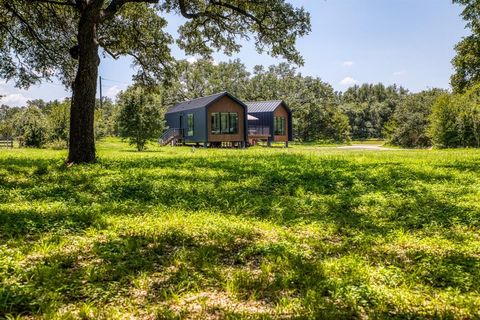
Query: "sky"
0 0 470 106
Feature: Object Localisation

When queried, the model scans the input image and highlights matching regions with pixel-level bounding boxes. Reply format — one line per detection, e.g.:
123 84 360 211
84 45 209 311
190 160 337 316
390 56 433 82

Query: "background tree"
46 99 71 146
387 89 445 148
0 105 21 137
162 58 250 106
429 84 480 148
0 0 310 163
95 97 119 139
117 86 164 151
13 106 48 147
245 63 350 142
338 83 408 140
451 0 480 92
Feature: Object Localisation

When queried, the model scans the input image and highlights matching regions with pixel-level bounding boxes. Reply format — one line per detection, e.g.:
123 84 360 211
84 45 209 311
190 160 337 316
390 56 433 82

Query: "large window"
274 116 286 136
187 114 194 136
211 112 239 134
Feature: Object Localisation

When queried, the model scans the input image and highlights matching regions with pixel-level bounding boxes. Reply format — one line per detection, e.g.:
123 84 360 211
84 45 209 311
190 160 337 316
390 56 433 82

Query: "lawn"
1 139 480 319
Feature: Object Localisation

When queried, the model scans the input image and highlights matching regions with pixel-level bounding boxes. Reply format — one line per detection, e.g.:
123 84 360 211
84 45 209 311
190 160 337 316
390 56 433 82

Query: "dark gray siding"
248 111 274 141
247 106 293 141
165 107 207 143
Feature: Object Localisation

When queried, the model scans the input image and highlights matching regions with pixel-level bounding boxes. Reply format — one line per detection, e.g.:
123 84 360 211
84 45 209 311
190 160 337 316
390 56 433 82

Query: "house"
162 92 248 148
245 100 293 147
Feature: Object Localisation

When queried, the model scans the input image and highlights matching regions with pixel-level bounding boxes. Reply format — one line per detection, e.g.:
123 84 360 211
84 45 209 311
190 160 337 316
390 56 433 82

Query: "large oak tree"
0 0 310 163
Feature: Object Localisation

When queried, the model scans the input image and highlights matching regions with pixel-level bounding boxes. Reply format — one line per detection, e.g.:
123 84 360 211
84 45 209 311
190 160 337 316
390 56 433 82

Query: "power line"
100 77 130 85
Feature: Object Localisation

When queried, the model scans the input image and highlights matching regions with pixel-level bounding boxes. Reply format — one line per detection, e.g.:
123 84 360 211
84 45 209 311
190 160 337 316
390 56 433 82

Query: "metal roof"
245 100 284 113
166 92 228 114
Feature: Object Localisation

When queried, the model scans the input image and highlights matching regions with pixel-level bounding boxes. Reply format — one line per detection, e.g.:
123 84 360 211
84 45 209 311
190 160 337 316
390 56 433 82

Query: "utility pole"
99 76 103 109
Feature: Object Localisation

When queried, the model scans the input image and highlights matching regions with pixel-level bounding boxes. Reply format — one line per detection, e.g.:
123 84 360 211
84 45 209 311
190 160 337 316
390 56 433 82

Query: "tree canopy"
451 0 480 92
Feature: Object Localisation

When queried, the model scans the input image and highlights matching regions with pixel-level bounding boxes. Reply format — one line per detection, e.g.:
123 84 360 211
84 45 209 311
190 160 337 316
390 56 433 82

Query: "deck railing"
159 128 183 146
248 125 270 137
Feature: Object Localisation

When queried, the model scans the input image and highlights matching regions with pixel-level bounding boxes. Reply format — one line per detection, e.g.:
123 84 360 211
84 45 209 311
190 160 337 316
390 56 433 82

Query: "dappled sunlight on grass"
1 139 480 318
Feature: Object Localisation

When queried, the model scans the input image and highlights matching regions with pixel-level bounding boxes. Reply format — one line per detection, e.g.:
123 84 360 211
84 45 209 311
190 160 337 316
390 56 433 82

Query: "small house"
162 92 248 147
245 100 293 147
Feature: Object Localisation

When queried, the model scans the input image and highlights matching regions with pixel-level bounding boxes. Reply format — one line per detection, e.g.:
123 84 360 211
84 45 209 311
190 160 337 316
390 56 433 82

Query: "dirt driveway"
337 144 399 151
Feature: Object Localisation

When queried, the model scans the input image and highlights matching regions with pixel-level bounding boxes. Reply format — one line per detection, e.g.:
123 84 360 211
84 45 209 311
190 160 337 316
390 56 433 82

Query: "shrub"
429 84 480 148
46 100 70 145
13 106 48 148
45 138 68 150
387 89 445 148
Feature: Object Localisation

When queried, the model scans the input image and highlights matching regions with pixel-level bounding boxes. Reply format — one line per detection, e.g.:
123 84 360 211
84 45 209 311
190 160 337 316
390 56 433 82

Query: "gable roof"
245 100 285 113
166 92 247 114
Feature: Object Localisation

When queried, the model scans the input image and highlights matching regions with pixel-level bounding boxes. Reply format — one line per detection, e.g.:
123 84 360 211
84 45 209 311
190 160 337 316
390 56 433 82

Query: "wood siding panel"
207 96 245 142
274 104 289 142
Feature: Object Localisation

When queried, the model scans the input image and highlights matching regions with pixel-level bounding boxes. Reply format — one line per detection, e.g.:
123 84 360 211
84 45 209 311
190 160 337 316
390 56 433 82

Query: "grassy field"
1 139 480 319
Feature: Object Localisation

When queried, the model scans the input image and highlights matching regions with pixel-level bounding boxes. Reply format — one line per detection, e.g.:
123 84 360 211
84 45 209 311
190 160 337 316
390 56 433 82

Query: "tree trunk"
68 3 101 164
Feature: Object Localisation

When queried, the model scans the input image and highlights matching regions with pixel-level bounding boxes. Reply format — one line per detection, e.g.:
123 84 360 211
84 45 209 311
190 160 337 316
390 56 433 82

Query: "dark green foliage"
429 84 480 148
451 34 480 93
117 86 165 151
45 99 70 147
0 104 20 137
163 58 250 105
95 97 119 139
339 83 408 140
12 106 48 147
387 89 445 148
451 0 480 93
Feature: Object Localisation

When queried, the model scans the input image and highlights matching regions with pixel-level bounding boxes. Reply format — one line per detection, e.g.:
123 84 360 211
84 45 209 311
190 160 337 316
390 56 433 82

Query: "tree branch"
3 2 59 63
29 0 76 7
178 0 203 19
177 0 269 33
101 0 158 21
209 0 263 25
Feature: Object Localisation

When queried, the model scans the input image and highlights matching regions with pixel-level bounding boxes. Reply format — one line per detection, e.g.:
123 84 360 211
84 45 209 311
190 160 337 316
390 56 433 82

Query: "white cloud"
1 93 29 106
393 70 407 76
343 61 355 67
186 57 198 64
340 77 359 86
105 85 122 99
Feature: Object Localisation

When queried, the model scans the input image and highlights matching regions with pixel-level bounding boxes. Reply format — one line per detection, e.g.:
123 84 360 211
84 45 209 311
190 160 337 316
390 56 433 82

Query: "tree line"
1 57 479 150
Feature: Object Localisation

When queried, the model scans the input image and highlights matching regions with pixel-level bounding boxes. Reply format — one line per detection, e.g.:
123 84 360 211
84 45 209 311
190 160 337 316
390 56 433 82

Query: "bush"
45 138 68 150
387 89 445 148
13 106 48 148
46 100 70 145
429 84 480 148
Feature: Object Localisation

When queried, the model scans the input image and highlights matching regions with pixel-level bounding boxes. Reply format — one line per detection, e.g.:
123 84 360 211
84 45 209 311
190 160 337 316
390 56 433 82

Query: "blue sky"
0 0 469 106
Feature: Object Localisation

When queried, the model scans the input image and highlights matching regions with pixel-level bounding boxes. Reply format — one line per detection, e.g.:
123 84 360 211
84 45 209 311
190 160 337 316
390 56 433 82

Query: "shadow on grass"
0 153 478 238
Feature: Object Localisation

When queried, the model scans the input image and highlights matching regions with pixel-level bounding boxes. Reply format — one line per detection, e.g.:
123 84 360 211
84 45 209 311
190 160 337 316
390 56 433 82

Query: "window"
211 112 239 134
274 116 286 135
187 114 194 136
211 113 221 135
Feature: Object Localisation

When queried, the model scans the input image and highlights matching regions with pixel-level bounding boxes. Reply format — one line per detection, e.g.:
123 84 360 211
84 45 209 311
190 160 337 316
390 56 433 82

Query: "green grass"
1 138 480 319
